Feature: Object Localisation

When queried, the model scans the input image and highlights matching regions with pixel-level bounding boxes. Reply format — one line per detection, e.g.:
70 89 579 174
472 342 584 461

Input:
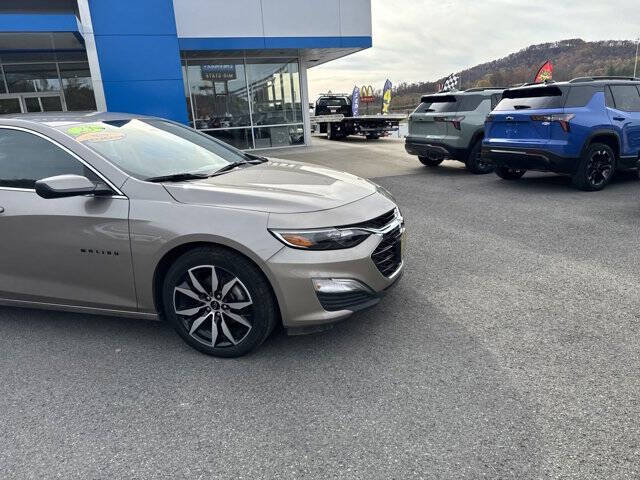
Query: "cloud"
308 0 639 99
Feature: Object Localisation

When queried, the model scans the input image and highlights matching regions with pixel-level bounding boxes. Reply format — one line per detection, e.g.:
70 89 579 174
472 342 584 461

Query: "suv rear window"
418 95 457 113
495 86 566 110
317 97 349 107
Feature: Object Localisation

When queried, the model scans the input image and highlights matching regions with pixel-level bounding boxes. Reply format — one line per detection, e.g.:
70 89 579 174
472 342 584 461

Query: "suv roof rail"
569 76 640 83
317 93 352 97
463 87 507 92
516 80 557 87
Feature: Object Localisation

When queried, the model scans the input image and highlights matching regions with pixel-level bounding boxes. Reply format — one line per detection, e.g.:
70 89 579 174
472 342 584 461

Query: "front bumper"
265 218 405 328
405 136 467 161
481 146 579 174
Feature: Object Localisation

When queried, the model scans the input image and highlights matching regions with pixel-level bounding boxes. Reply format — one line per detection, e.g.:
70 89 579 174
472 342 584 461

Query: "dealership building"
0 0 372 149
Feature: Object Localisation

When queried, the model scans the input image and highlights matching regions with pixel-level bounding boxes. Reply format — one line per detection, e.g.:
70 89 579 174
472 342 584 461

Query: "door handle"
613 116 626 122
0 207 4 213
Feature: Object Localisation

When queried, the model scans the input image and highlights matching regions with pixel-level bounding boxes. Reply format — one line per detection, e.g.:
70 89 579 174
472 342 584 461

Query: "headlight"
270 227 371 250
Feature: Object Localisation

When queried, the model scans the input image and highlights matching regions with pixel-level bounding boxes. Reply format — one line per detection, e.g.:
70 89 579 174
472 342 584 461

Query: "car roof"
506 77 640 92
0 111 152 128
420 88 503 103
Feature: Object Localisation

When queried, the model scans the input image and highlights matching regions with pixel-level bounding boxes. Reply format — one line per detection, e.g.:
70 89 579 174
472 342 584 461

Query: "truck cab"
315 95 353 118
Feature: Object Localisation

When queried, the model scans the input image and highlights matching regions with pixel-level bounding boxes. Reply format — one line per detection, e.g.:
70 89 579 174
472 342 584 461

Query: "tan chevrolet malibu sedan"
0 113 405 357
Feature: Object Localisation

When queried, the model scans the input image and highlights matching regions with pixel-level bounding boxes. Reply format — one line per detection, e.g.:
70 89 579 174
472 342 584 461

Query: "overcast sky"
307 0 640 99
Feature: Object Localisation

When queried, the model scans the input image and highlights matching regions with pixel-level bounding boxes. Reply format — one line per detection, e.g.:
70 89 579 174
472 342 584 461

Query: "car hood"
163 159 377 214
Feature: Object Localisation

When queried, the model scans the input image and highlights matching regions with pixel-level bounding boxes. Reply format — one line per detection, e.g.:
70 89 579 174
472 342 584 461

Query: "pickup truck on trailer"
311 94 405 140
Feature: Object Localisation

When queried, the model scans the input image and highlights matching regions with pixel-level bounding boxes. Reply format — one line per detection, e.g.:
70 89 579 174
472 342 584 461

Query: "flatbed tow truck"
311 93 405 140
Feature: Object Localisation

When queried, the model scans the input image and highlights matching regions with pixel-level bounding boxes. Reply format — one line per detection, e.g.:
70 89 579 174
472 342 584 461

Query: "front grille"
371 225 403 277
342 208 396 230
317 291 377 312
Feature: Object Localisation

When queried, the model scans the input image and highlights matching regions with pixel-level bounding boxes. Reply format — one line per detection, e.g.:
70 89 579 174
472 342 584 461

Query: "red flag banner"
534 61 553 83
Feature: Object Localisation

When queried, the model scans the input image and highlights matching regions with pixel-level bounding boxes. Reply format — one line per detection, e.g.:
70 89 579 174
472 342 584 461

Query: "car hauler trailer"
311 93 405 140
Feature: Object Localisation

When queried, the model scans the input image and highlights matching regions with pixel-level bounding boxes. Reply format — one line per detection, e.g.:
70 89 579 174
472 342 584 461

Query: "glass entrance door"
22 94 64 113
0 93 65 114
0 97 22 114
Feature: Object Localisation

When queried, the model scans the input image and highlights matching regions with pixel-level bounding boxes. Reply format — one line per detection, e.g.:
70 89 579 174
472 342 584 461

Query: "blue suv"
482 77 640 191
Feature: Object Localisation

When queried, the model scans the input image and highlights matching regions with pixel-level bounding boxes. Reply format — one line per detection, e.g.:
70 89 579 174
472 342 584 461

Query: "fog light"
312 278 373 294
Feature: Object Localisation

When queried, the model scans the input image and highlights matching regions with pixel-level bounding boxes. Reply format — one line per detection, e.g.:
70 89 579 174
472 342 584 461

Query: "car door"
0 126 137 311
606 84 640 165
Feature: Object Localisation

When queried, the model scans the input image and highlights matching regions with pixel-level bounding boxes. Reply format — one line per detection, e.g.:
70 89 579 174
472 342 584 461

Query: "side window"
413 102 431 114
610 85 640 112
565 86 598 108
0 128 99 189
604 86 615 108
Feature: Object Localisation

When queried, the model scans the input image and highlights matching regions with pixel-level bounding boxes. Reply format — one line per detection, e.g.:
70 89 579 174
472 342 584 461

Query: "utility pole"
635 38 640 78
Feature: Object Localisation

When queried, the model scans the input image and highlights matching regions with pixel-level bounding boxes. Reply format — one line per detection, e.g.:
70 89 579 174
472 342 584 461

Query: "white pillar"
76 0 107 111
299 59 312 147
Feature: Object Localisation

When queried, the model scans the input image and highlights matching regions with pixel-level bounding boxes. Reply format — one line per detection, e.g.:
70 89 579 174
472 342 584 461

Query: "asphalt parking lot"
2 135 640 479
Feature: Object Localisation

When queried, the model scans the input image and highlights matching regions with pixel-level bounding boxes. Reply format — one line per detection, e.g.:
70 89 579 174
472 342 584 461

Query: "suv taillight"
530 114 575 133
435 116 465 130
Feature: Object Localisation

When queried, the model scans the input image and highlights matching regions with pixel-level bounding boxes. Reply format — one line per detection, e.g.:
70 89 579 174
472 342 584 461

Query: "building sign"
201 64 237 81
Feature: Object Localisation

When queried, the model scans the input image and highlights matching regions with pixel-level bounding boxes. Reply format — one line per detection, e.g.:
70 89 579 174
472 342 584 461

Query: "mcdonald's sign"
360 85 375 103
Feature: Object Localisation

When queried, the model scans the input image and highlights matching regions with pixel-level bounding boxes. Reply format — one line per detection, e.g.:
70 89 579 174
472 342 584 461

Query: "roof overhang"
178 36 371 68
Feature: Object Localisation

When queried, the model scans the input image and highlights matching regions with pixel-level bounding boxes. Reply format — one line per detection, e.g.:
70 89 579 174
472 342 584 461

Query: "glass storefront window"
202 128 253 150
253 125 304 149
4 63 60 93
0 60 96 113
247 59 302 127
186 59 250 129
181 53 306 149
59 62 96 111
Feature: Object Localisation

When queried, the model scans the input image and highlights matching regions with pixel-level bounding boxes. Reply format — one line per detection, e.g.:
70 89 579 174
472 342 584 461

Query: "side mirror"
35 174 112 199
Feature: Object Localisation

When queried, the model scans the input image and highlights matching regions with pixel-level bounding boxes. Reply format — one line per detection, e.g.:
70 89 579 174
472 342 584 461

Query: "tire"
465 140 494 174
572 142 617 191
366 134 380 140
162 246 278 357
327 123 342 140
495 166 527 180
418 156 444 167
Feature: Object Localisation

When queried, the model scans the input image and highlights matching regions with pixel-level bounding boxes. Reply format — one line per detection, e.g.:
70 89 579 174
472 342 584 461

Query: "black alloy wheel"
573 143 616 191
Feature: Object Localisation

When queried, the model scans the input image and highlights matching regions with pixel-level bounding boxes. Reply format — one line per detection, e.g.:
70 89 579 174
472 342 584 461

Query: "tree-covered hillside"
390 39 638 111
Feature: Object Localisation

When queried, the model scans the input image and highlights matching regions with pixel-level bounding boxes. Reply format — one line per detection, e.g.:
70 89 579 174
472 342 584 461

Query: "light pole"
635 38 640 78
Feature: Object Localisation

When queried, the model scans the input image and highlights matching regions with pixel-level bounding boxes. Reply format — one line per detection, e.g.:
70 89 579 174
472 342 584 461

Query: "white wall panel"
261 0 340 37
173 0 372 39
340 0 372 37
173 0 264 38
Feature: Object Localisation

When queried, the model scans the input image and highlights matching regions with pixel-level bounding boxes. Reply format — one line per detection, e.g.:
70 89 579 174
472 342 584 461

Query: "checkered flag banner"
441 73 460 92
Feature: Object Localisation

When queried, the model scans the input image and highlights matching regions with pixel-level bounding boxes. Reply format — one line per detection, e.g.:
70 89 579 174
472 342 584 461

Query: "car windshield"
58 119 248 180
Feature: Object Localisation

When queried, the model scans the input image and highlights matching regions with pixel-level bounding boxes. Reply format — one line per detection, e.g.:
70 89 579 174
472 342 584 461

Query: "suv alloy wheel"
465 140 495 174
572 143 617 191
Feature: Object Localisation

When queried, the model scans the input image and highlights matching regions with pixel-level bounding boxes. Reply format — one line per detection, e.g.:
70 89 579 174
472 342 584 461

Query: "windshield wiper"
513 105 531 110
147 158 264 182
211 161 249 175
145 172 210 183
210 157 267 175
243 153 269 163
